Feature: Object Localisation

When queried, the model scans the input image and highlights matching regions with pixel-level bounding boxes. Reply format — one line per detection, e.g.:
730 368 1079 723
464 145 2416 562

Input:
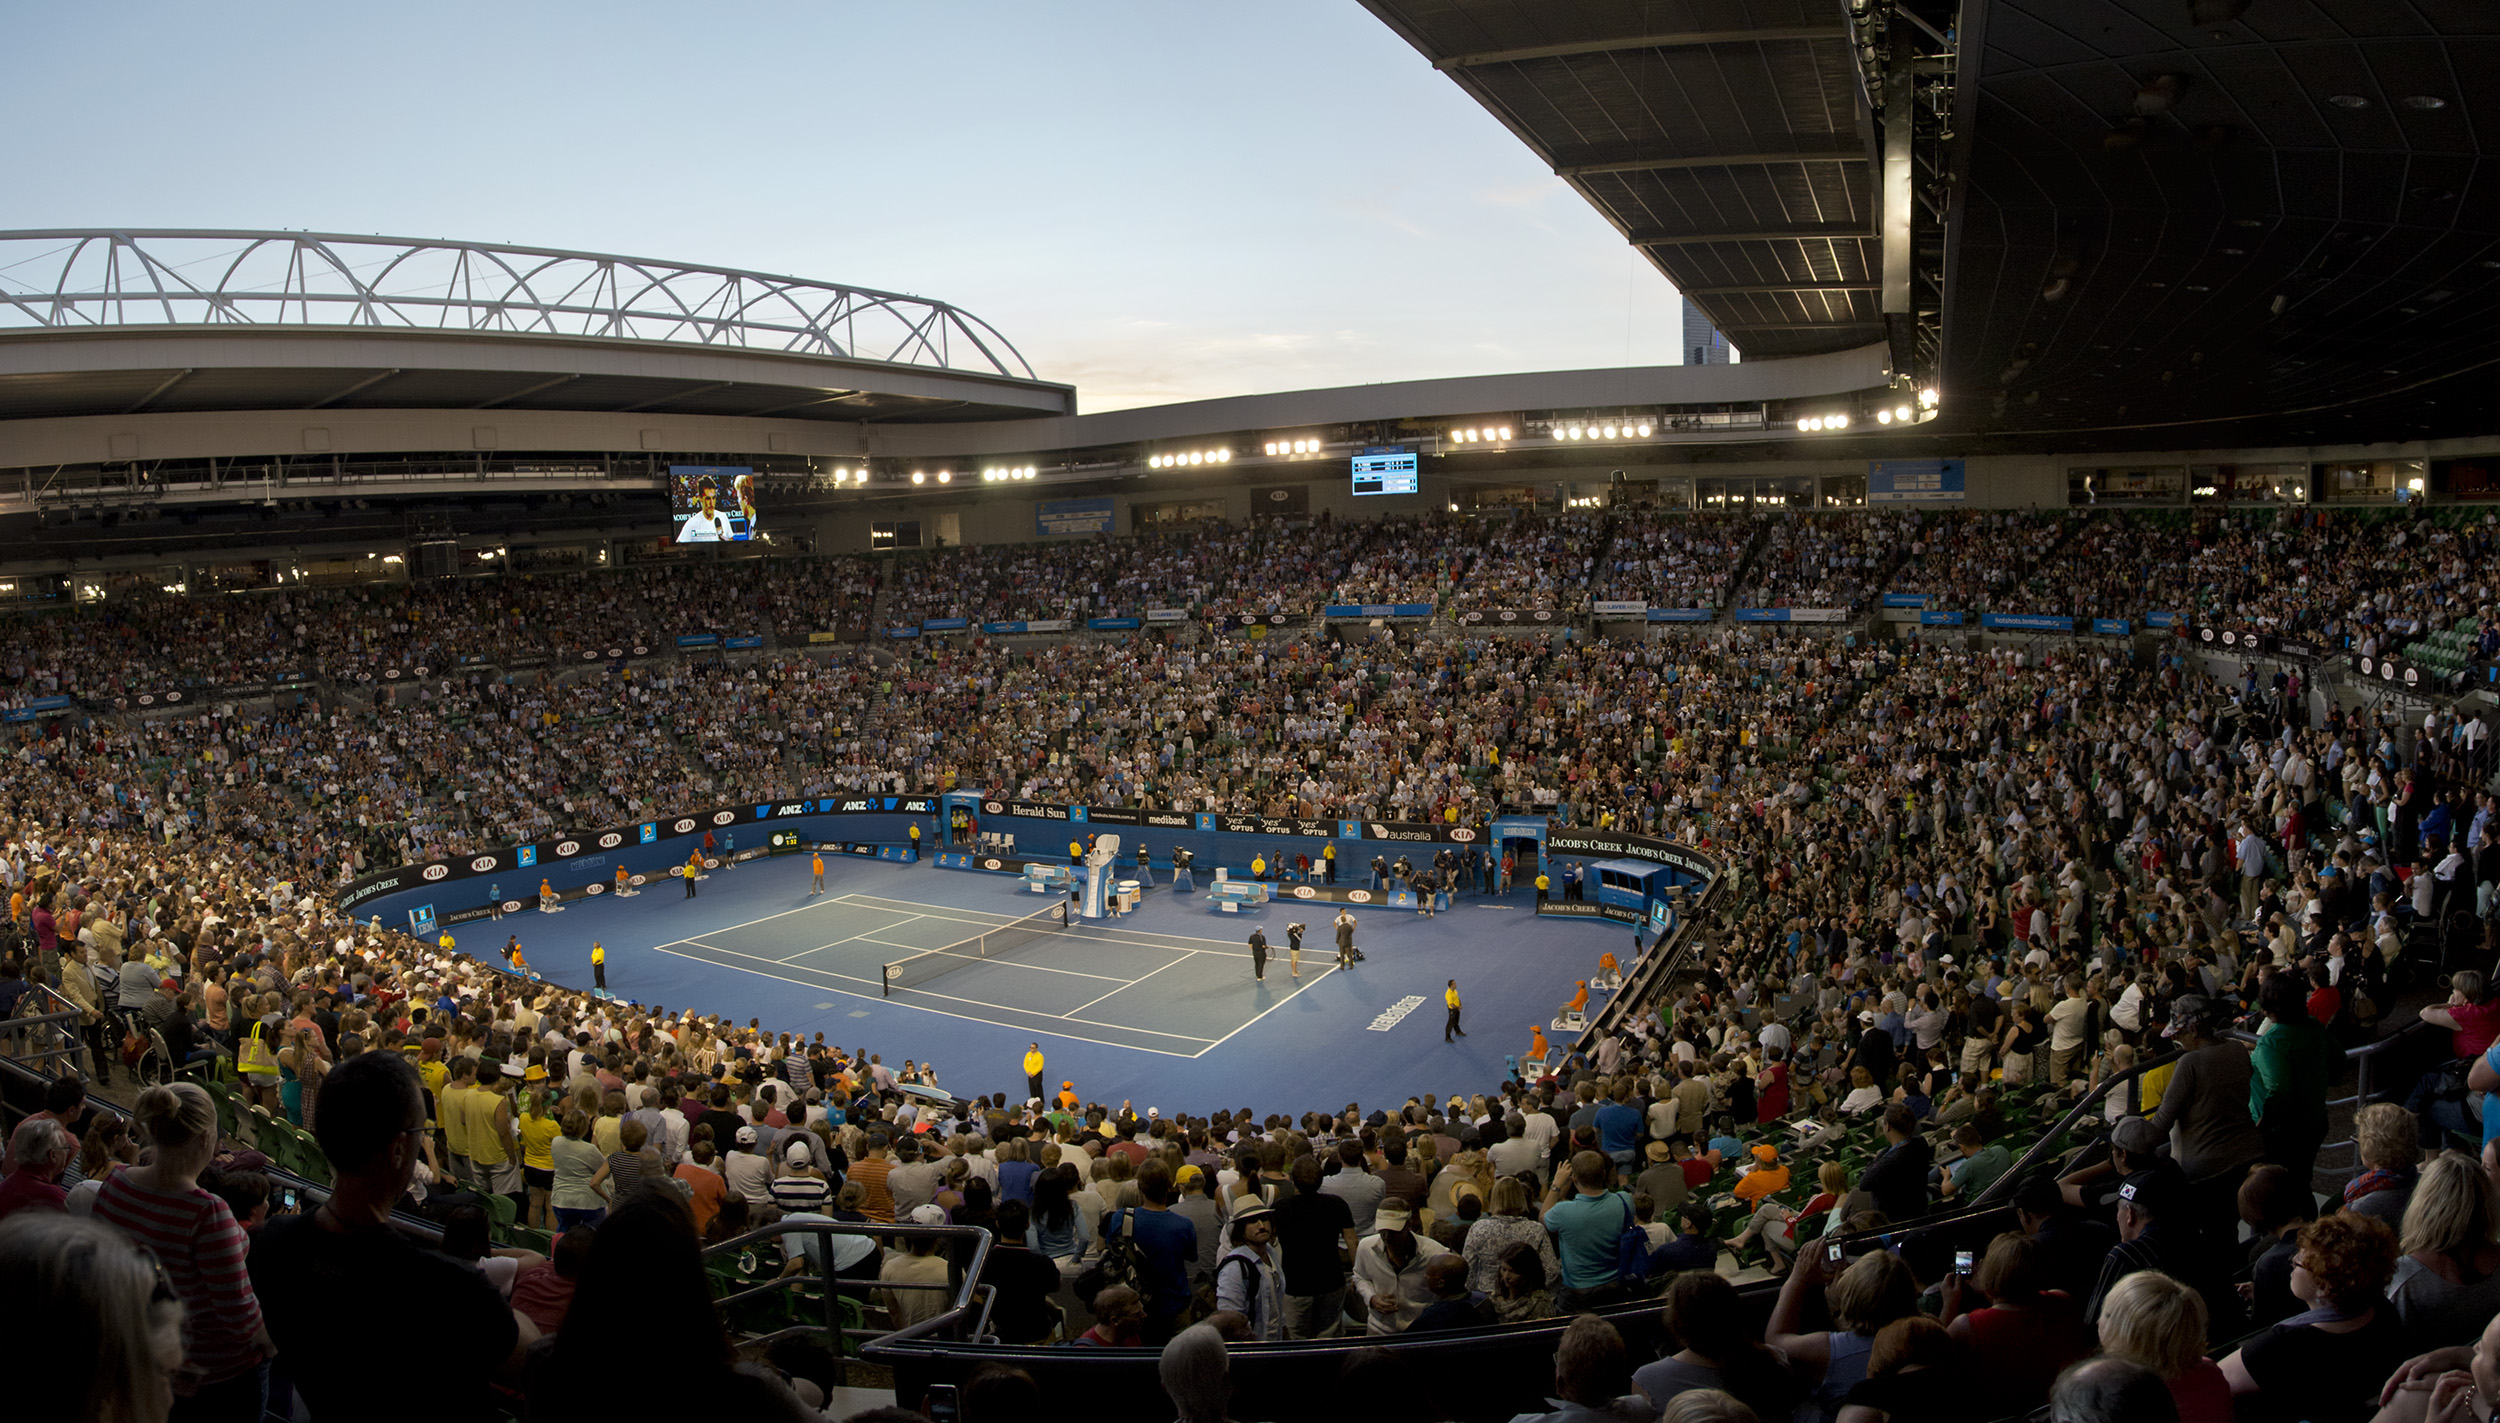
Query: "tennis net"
881 900 1070 996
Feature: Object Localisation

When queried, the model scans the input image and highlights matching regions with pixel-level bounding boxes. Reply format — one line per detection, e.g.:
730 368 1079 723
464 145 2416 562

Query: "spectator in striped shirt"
93 1082 270 1423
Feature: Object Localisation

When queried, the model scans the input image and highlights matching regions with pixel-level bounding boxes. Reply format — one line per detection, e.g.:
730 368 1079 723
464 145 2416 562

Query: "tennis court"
649 890 1321 1056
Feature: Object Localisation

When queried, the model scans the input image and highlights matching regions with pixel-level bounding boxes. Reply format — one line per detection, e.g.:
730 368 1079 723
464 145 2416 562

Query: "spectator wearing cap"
2085 1168 2200 1325
1213 1201 1285 1341
2216 1212 2405 1423
722 1123 778 1225
1352 1195 1450 1333
768 1133 831 1216
879 1203 956 1330
1170 1163 1223 1283
1646 1203 1719 1275
2145 994 2263 1245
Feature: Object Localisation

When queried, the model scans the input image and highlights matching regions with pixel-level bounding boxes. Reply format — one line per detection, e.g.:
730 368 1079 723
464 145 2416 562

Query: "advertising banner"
920 619 969 632
1981 613 2074 633
1544 828 1717 881
885 626 922 639
724 635 766 649
1458 608 1565 627
1087 617 1143 630
1144 609 1189 622
2091 619 2132 637
1882 593 1930 608
1919 610 1966 626
1646 608 1714 623
1589 600 1648 617
1323 603 1435 619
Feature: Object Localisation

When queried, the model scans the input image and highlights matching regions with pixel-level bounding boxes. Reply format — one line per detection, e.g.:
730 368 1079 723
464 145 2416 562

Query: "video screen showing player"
671 465 755 543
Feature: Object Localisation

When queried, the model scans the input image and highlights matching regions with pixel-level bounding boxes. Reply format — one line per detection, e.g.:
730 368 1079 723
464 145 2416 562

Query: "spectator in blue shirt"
1594 1082 1643 1184
1542 1150 1634 1308
1101 1159 1198 1344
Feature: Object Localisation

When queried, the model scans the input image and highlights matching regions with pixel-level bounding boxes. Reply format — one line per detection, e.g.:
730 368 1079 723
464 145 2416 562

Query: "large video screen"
1350 447 1418 496
671 465 756 542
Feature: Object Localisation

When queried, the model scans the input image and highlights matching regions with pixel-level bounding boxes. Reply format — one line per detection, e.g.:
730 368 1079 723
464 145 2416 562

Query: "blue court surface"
456 853 1627 1114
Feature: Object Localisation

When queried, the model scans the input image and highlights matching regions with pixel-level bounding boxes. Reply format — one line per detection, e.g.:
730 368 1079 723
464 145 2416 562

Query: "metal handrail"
706 1218 996 1382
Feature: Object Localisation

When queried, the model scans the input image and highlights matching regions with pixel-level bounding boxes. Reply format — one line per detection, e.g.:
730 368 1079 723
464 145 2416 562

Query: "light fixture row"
982 466 1038 481
1263 438 1325 455
1555 421 1654 440
1449 426 1514 443
1148 449 1230 469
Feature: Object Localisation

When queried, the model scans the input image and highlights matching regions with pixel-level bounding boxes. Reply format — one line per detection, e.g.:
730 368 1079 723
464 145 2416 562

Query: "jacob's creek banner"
1543 827 1717 883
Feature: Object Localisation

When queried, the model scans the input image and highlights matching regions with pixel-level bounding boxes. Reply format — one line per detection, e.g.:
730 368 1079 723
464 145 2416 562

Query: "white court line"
1063 948 1193 1016
658 936 1210 1040
1194 963 1336 1054
780 914 926 962
836 891 1261 951
647 942 1216 1056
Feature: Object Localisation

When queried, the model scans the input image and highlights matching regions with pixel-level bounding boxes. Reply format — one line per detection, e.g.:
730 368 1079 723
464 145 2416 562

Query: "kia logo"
385 668 402 679
985 802 1004 814
415 667 430 677
1267 489 1288 502
704 858 720 869
586 882 604 894
598 833 622 849
984 858 1002 870
1349 890 1371 903
582 651 599 661
502 901 522 913
632 646 649 656
674 819 695 833
606 649 623 658
1294 885 1316 898
556 841 580 856
630 875 646 886
422 864 449 881
713 811 735 825
470 856 498 872
1450 828 1477 843
137 695 156 706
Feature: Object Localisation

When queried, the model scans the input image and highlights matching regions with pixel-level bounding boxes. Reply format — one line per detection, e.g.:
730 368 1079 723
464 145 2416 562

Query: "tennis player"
675 476 734 543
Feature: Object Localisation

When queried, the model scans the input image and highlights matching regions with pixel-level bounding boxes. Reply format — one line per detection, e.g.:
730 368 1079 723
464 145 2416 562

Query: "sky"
2 1 1702 411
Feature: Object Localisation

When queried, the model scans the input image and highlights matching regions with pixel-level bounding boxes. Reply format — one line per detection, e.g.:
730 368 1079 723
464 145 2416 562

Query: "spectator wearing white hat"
881 1203 956 1329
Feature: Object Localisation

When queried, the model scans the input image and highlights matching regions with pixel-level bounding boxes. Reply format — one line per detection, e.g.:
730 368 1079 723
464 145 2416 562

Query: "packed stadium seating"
4 502 2497 1423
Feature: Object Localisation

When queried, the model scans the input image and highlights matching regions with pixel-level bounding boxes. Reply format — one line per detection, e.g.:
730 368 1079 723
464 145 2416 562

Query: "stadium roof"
1363 0 2500 449
0 231 1073 425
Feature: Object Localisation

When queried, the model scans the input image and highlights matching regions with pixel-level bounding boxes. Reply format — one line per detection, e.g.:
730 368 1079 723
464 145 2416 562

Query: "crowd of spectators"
5 507 2500 1423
